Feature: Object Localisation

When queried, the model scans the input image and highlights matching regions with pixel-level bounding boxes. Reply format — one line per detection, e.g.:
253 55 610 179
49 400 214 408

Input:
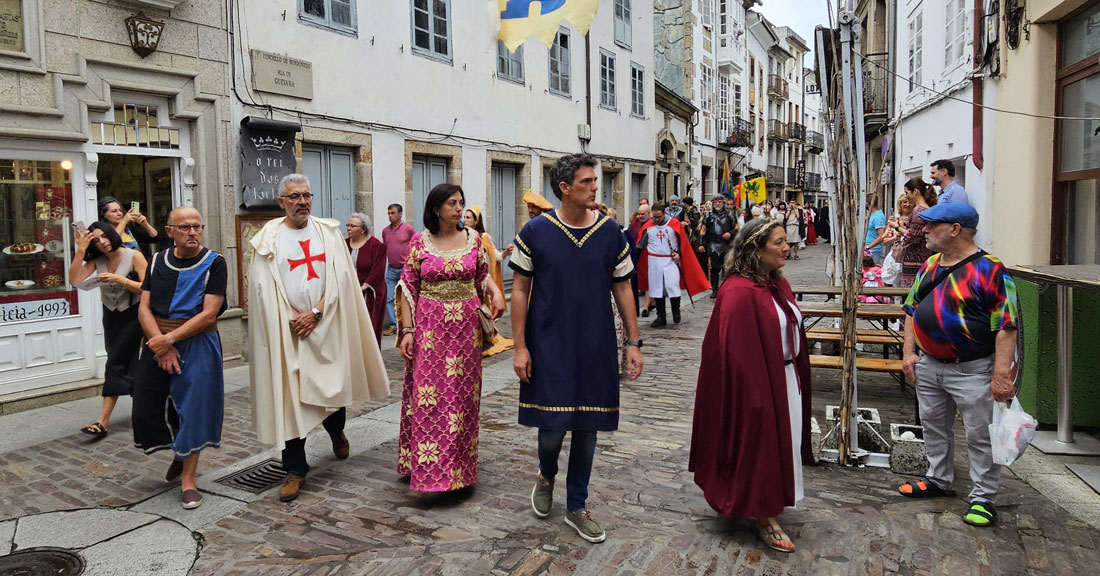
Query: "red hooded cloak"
689 274 815 518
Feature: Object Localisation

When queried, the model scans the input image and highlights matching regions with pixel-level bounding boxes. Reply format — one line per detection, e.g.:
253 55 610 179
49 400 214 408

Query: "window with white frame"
614 0 632 50
943 0 967 68
497 41 524 84
734 83 742 118
549 28 571 97
411 0 451 62
600 49 617 109
718 76 730 135
630 63 645 117
702 0 714 29
908 8 923 92
700 64 713 115
719 0 728 35
300 0 356 34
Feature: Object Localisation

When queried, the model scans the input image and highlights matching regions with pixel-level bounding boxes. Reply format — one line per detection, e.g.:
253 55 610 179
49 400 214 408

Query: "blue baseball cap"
917 202 979 229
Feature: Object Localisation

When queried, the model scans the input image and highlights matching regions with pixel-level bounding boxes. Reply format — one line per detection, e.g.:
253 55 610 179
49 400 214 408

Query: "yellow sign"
496 0 600 51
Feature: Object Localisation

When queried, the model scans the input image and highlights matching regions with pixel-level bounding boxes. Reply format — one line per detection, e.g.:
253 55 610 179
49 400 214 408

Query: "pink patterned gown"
396 231 488 492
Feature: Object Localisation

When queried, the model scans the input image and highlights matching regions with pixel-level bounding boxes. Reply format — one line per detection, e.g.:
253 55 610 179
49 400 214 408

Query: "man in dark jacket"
698 195 737 297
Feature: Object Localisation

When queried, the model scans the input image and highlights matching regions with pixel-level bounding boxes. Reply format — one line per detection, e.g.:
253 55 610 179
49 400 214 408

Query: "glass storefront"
0 159 78 323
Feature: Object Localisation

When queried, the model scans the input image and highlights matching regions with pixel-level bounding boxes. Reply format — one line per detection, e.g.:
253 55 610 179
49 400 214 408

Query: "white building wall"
233 0 656 233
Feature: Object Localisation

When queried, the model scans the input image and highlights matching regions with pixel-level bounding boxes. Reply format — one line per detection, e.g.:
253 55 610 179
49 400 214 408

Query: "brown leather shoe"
279 474 306 502
331 432 350 460
383 327 397 336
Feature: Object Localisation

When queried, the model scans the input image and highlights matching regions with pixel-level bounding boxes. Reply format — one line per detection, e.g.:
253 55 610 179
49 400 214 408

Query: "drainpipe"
971 0 984 170
585 35 593 135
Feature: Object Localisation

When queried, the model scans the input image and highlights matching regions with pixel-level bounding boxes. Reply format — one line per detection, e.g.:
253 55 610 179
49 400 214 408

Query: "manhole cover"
214 458 286 494
0 548 84 576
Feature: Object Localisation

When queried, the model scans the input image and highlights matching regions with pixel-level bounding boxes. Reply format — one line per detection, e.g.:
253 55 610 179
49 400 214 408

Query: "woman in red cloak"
689 218 815 553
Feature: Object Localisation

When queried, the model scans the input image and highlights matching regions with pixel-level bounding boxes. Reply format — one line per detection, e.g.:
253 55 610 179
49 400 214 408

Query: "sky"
755 0 835 64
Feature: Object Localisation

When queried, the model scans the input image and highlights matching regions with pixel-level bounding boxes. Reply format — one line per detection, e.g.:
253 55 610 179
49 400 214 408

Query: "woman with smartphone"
97 196 160 251
68 222 149 438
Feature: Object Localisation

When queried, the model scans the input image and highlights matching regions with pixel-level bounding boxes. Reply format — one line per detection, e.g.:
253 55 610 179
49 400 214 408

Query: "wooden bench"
806 328 903 346
808 354 904 373
798 302 906 320
792 285 910 298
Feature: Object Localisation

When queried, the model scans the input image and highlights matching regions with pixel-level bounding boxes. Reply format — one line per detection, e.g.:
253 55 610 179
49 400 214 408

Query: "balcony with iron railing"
788 123 806 141
805 172 822 191
766 164 786 185
806 130 825 152
723 117 753 148
863 52 890 133
767 74 788 100
767 119 788 141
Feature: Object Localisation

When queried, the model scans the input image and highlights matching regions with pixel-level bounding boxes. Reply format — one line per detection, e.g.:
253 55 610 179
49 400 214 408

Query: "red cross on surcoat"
288 239 325 280
655 229 668 243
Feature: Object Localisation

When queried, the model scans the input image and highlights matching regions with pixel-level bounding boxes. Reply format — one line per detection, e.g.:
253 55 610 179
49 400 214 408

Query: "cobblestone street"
2 243 1100 574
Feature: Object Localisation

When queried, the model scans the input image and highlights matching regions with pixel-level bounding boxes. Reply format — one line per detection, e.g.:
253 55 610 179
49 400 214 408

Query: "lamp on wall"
125 12 165 58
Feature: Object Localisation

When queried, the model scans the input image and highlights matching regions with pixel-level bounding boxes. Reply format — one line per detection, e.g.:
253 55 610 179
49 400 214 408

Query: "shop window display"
0 159 78 321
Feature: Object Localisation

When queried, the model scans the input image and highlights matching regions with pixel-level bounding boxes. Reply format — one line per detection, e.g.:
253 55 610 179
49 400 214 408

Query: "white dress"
773 296 805 503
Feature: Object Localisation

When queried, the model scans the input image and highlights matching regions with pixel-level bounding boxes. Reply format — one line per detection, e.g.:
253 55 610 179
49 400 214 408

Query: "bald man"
133 207 228 510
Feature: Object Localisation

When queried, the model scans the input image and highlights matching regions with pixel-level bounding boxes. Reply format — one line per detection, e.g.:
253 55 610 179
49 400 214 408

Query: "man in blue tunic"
133 206 227 510
510 154 644 543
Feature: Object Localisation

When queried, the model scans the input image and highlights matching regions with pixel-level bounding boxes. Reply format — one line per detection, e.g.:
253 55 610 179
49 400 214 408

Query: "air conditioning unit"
577 124 592 141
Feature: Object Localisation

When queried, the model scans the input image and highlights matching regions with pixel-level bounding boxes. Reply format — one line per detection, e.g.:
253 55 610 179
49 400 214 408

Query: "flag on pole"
719 157 730 198
495 0 601 52
733 182 742 206
744 177 767 204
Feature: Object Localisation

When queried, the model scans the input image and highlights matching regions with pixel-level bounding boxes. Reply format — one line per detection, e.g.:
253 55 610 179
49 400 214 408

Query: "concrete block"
13 509 159 550
810 416 822 460
0 519 14 555
823 405 888 452
890 424 928 477
130 489 245 532
79 519 196 576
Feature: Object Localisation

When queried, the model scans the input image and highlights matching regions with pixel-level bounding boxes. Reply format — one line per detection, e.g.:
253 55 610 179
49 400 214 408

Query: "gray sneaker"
565 509 606 543
531 473 553 518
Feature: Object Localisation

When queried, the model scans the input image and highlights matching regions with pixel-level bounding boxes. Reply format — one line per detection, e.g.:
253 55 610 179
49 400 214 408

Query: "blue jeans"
538 429 597 512
385 265 401 327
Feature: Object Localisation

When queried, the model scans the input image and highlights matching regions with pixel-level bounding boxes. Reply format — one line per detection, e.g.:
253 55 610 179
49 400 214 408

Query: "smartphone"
131 201 140 213
73 220 86 237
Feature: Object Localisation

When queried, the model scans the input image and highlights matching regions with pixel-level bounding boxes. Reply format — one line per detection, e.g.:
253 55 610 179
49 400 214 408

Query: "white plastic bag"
989 398 1038 466
881 252 901 285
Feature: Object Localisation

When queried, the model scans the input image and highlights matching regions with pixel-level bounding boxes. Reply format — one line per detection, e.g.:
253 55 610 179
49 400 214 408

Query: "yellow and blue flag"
719 157 731 198
495 0 600 52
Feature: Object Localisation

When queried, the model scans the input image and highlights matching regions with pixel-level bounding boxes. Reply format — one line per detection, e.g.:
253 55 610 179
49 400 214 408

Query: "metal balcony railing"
767 74 788 100
863 52 889 129
788 123 806 141
724 117 753 148
805 172 822 190
766 164 785 184
806 130 825 151
767 119 788 141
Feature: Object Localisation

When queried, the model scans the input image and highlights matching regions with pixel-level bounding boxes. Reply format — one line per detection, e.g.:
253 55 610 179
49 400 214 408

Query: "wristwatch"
626 339 643 348
311 307 323 321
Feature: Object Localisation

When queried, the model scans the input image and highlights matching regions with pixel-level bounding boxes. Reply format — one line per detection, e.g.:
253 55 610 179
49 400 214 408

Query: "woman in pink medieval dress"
395 183 506 493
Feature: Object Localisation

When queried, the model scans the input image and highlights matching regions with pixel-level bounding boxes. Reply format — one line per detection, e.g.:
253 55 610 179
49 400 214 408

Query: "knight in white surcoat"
636 203 683 327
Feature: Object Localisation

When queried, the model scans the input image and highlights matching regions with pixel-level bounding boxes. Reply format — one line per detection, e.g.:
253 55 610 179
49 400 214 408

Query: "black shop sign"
239 116 300 210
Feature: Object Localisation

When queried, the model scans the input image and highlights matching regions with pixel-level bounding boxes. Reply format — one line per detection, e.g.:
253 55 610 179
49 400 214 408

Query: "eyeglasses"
168 224 205 232
282 193 314 202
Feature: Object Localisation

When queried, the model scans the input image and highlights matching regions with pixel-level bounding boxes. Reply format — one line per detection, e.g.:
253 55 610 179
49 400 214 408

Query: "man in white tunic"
249 174 390 502
636 203 682 327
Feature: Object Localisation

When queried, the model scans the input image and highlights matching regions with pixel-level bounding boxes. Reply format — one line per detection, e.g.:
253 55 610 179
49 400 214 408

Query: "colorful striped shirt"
903 251 1018 360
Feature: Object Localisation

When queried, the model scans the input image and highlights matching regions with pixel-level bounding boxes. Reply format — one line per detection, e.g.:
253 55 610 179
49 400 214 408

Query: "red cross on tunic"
655 229 668 243
288 239 325 280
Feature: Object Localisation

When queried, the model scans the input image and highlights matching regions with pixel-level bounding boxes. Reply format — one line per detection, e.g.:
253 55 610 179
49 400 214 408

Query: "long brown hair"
904 177 937 206
723 218 784 285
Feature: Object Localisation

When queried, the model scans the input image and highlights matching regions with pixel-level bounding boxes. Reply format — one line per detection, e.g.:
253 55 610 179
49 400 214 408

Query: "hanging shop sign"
239 116 300 210
250 50 314 100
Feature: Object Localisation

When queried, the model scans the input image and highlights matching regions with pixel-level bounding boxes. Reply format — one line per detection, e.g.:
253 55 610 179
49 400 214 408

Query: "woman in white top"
68 222 148 438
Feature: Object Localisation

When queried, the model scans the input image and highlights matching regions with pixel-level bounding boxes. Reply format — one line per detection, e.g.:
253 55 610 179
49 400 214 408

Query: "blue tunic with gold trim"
509 211 634 431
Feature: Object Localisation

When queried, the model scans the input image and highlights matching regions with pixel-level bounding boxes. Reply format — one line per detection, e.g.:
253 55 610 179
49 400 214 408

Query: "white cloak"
248 216 390 449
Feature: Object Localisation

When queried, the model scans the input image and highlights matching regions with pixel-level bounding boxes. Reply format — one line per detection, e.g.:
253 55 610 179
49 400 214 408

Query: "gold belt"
156 317 217 334
420 279 477 302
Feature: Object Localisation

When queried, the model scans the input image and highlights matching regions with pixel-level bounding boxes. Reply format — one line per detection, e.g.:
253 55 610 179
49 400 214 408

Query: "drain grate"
0 548 84 576
214 458 287 494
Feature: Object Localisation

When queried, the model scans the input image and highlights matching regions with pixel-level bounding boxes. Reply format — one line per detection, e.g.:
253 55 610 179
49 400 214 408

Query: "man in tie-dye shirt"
895 203 1018 529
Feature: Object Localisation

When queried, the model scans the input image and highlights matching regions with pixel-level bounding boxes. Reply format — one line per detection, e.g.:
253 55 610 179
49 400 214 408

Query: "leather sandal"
753 520 795 553
80 422 108 439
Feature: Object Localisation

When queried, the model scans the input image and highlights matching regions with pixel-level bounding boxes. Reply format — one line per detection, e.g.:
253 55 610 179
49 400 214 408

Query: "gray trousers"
915 354 1000 503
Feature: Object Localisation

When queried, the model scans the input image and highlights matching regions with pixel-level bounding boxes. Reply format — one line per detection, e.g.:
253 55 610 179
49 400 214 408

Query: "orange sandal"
754 520 795 553
898 479 957 499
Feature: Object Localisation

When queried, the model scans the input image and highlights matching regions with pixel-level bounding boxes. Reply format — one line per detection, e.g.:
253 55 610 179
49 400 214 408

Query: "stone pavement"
2 241 1100 574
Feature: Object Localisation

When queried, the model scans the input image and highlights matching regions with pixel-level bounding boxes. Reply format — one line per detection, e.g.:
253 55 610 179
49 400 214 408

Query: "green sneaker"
565 509 606 543
531 473 553 518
